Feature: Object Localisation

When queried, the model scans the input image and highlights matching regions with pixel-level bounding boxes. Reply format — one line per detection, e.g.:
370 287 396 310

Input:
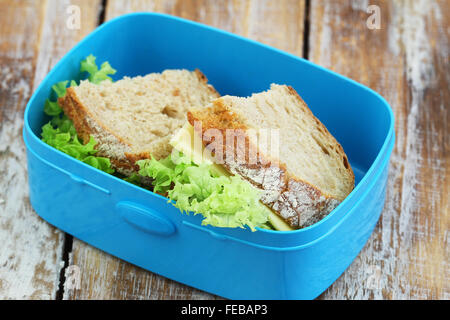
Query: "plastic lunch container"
23 13 395 299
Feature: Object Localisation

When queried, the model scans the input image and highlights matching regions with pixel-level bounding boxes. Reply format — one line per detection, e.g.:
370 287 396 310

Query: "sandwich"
42 55 354 232
59 67 219 175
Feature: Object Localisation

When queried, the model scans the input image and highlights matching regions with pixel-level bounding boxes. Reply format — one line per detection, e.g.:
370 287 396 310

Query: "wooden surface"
0 0 448 300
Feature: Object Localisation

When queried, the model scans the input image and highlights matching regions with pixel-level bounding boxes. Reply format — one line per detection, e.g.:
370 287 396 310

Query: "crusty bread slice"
59 69 219 175
187 84 354 228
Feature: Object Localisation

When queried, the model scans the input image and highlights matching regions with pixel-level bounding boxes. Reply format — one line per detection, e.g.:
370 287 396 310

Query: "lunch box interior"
23 13 395 299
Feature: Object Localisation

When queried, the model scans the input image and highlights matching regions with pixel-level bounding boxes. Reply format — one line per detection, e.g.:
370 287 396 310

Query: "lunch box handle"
116 201 176 236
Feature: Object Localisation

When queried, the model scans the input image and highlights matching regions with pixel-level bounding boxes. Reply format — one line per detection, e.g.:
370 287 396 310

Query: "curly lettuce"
40 55 116 174
137 153 270 231
80 54 116 84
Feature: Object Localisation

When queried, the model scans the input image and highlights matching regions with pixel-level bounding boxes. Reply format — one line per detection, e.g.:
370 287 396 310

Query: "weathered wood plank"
0 0 102 299
65 0 306 300
105 0 306 56
0 0 61 300
0 0 59 300
308 0 449 299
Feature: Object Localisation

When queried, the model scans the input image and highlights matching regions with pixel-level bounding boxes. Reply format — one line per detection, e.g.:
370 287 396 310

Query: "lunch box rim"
23 12 395 238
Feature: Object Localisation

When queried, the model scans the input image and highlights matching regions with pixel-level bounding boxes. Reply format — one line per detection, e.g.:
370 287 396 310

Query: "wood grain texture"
308 0 449 300
65 0 306 300
0 0 60 300
105 0 306 56
0 0 102 299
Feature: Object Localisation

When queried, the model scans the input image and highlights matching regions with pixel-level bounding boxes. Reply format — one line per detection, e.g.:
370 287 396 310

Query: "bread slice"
59 69 220 175
187 84 354 228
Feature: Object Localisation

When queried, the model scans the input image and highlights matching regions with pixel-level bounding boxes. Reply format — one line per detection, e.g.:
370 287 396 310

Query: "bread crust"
194 69 220 98
187 86 354 229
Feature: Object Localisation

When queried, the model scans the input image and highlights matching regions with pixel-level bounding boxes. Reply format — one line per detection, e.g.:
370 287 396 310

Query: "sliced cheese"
170 123 293 231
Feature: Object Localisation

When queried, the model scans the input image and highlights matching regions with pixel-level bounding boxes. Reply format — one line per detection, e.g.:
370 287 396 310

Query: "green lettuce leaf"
42 80 70 116
52 80 69 98
137 153 270 231
43 99 62 116
80 54 117 84
41 120 114 174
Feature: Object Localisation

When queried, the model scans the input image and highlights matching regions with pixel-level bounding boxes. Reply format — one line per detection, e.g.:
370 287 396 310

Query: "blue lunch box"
23 13 395 300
